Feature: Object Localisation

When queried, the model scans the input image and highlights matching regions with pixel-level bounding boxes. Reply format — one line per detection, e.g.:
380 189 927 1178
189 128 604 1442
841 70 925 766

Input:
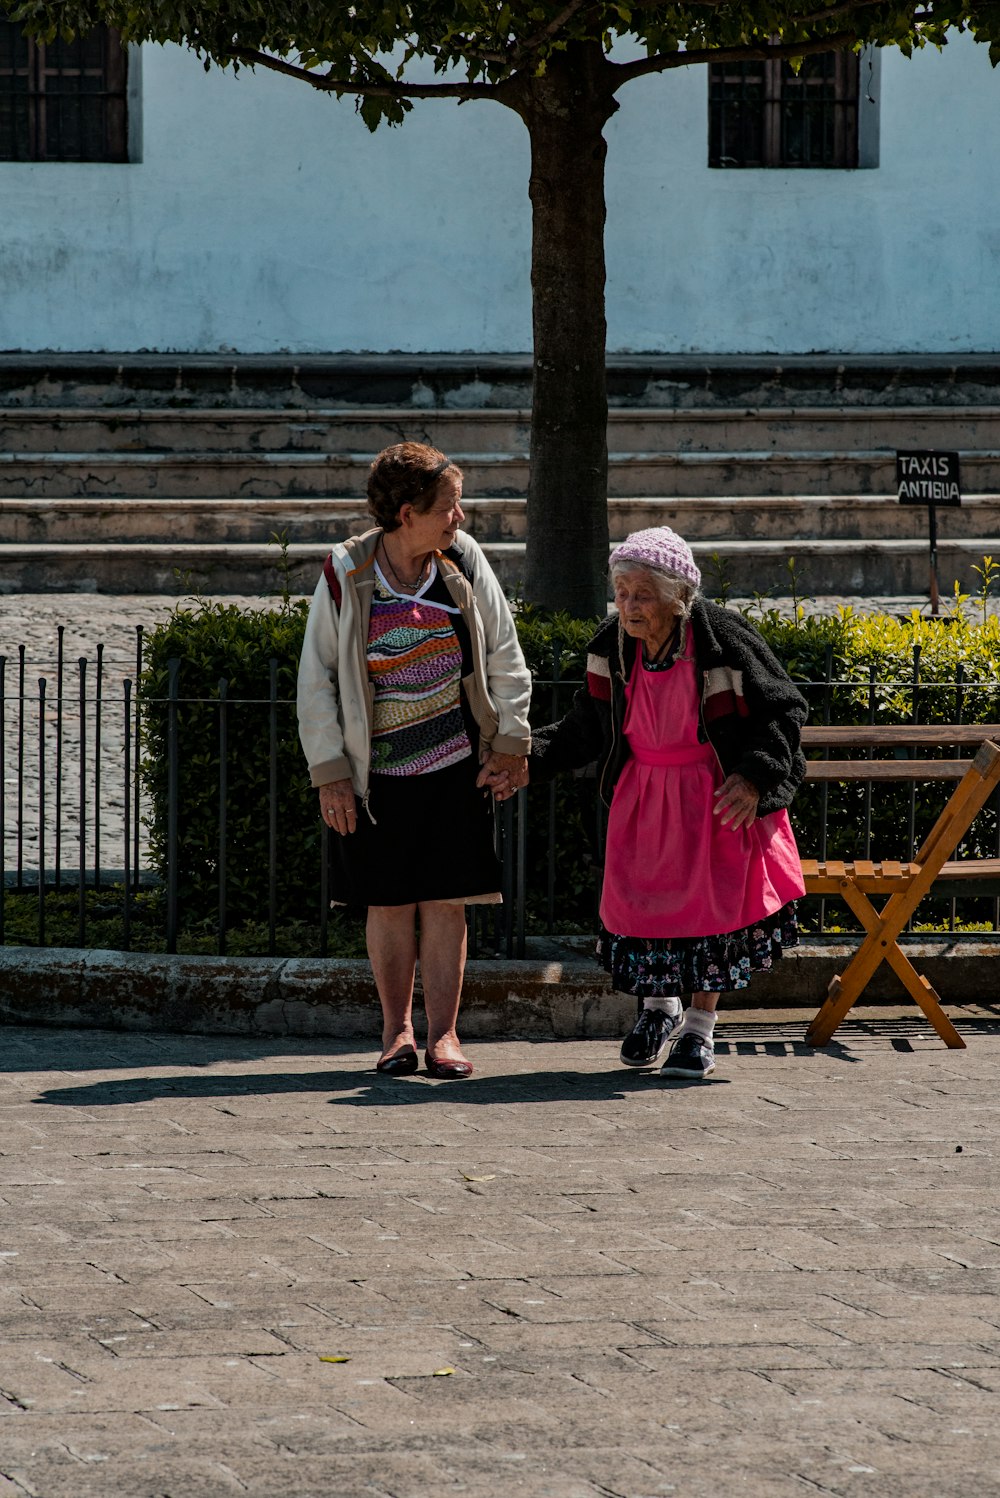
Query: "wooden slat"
801 872 913 893
804 761 971 782
938 858 1000 880
801 726 1000 748
799 859 1000 885
851 873 913 891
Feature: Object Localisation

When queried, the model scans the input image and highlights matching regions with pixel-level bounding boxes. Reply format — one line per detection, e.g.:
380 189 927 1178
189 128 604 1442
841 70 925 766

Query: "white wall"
607 35 1000 353
0 33 997 354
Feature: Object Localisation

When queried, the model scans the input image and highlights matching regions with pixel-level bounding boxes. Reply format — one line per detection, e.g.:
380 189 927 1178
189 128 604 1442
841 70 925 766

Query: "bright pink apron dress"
599 651 805 940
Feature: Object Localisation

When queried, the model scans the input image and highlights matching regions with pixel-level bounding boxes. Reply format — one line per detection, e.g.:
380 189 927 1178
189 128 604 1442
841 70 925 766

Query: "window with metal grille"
0 11 128 162
709 50 860 168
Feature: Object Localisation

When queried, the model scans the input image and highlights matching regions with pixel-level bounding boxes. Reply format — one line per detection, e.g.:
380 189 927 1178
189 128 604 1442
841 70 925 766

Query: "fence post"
949 663 966 932
547 642 560 934
218 677 228 957
908 643 921 880
268 658 278 958
816 644 834 933
77 657 87 946
515 785 527 959
37 678 46 947
319 821 329 959
123 678 132 952
864 661 877 857
166 657 180 955
0 656 5 946
500 798 516 957
94 642 103 889
17 645 25 888
55 626 64 890
133 626 143 895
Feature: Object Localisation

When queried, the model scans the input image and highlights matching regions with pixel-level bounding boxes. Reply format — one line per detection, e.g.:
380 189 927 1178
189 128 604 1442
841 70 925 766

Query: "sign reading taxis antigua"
896 450 962 506
895 449 963 615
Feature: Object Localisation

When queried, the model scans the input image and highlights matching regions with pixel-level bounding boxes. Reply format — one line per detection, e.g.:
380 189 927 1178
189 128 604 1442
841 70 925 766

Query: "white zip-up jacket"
297 527 532 801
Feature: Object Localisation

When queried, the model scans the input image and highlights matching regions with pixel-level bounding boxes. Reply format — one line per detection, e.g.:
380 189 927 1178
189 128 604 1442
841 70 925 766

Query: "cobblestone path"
2 1022 1000 1496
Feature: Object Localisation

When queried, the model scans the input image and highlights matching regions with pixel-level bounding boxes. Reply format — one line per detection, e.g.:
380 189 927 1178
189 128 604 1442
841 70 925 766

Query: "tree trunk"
514 43 617 619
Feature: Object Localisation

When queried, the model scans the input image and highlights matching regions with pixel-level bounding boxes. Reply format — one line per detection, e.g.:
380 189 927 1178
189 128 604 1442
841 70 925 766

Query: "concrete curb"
0 940 996 1039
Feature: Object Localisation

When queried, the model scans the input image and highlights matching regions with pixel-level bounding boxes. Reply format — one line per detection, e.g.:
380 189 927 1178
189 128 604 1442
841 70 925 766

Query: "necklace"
379 538 429 593
645 622 678 666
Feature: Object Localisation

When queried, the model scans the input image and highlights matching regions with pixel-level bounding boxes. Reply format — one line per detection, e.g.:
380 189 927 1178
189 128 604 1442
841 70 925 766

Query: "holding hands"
476 751 529 802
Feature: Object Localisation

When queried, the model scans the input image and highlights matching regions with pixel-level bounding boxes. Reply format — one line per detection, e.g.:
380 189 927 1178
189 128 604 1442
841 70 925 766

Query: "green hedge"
140 600 315 930
139 597 1000 936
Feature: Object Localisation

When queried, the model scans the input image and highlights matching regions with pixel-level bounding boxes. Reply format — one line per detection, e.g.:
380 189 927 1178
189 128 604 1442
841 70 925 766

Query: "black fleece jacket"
530 599 808 817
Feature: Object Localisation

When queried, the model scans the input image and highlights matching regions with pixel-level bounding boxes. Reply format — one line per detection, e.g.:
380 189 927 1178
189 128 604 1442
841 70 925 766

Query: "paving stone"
5 1024 1000 1494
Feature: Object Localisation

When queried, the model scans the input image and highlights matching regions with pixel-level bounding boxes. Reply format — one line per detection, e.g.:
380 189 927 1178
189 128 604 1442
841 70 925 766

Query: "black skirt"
329 756 502 908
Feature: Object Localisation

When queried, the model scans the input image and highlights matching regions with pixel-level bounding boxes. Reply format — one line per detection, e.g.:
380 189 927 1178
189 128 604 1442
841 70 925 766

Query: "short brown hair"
366 442 463 532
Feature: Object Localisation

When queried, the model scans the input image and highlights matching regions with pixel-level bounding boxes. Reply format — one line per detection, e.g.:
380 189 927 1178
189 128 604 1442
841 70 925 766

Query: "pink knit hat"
608 527 701 589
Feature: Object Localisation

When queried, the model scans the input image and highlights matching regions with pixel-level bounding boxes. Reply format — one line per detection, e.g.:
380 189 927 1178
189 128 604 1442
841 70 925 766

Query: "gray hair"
610 560 699 658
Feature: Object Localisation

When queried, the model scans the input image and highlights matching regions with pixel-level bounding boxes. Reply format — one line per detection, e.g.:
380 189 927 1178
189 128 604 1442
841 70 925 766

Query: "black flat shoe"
376 1049 419 1076
424 1051 473 1080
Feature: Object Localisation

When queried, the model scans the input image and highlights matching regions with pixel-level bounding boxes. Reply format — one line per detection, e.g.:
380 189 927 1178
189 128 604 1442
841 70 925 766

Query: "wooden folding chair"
803 739 1000 1049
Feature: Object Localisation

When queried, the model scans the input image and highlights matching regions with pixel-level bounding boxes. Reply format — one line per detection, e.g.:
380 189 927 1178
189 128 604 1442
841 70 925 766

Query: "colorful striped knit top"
367 562 473 776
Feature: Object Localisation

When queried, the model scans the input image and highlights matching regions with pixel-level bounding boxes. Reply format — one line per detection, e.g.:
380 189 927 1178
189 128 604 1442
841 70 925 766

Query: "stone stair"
1 354 999 598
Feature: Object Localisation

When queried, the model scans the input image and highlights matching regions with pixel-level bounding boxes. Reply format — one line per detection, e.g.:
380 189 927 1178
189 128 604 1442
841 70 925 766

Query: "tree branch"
508 0 595 61
230 46 497 100
612 26 869 83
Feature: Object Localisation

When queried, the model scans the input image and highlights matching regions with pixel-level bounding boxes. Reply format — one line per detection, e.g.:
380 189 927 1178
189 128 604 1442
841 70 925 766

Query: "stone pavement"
3 1020 1000 1498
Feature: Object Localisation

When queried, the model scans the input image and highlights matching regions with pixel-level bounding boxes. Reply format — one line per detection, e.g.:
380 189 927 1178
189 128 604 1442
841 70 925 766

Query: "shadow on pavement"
18 1017 997 1108
0 1028 367 1073
30 1066 711 1108
37 1047 910 1108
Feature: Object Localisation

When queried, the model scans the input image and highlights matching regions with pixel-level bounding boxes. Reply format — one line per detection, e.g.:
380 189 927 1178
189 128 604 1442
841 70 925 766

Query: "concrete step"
3 494 999 546
0 408 531 455
4 352 1000 411
2 404 999 454
1 537 995 597
4 448 1000 499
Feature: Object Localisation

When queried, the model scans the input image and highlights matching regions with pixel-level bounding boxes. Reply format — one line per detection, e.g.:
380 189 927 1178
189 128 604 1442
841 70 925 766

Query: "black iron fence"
3 634 999 957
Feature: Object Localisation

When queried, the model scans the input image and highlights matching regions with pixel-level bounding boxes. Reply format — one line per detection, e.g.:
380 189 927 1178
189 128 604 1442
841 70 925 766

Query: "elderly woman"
297 441 531 1079
526 527 807 1080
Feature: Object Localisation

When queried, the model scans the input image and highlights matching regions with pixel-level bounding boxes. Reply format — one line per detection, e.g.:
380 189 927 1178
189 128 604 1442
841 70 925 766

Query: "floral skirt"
597 902 799 997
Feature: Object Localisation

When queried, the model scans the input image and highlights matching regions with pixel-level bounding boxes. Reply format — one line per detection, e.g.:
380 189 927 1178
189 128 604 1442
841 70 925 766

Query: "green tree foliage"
12 1 988 102
12 2 1000 616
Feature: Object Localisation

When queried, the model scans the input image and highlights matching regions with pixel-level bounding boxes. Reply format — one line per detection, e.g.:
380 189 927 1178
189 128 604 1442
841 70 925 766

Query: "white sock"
644 995 682 1020
680 1007 716 1042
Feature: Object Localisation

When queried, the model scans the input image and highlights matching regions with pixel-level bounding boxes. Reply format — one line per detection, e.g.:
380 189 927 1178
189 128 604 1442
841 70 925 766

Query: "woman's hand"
318 779 357 836
713 772 759 830
476 751 529 801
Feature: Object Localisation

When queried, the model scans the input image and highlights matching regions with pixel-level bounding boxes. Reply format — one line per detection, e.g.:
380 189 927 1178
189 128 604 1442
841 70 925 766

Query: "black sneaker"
659 1030 716 1079
619 1007 679 1068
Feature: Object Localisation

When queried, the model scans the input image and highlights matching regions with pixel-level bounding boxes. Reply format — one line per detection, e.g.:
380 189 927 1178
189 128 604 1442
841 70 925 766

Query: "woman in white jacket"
297 443 531 1079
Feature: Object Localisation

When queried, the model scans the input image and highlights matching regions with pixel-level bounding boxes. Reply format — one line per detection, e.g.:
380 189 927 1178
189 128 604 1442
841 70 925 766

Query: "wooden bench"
798 725 1000 1049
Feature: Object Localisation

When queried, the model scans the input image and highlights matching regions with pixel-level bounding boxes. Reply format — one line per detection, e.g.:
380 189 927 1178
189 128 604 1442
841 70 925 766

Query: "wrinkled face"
613 569 678 646
401 471 465 552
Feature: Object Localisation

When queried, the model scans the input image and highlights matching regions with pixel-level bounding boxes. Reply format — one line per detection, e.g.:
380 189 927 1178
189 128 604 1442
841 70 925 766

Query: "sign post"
896 450 962 616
